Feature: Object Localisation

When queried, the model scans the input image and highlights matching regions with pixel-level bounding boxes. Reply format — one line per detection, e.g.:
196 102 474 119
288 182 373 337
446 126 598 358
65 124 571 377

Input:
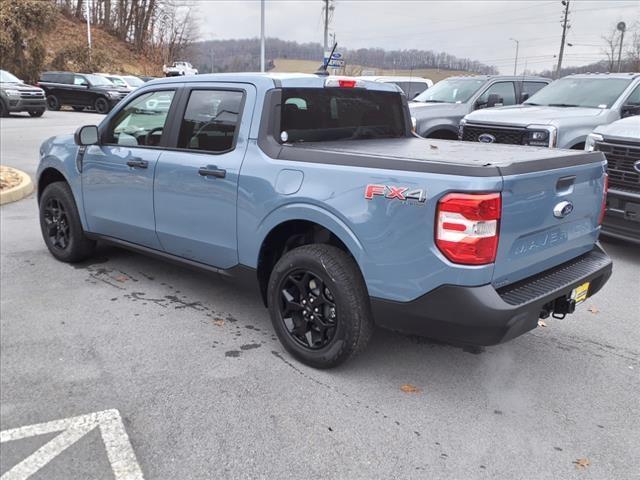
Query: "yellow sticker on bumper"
571 282 590 304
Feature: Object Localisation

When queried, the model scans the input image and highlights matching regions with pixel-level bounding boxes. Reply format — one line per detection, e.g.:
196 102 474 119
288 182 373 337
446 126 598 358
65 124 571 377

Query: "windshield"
280 88 406 143
86 74 114 86
109 77 128 87
0 70 21 83
413 78 485 103
124 76 144 87
525 77 632 108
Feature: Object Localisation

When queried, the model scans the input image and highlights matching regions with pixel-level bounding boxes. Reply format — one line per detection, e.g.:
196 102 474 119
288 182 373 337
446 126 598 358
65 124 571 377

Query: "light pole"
616 21 626 72
509 38 519 75
86 0 92 59
260 0 265 72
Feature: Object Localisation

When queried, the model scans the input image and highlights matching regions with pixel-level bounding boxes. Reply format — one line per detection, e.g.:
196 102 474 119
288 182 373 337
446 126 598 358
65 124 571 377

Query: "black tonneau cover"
277 137 605 177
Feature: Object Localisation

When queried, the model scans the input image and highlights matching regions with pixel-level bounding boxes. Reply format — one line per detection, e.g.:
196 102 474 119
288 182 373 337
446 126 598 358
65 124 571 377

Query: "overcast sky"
194 0 639 74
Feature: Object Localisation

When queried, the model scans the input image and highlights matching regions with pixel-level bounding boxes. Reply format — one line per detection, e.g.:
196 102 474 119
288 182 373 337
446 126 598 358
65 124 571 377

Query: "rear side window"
73 75 88 86
391 81 428 99
177 90 244 153
477 81 516 106
520 81 548 102
280 88 406 143
106 90 175 147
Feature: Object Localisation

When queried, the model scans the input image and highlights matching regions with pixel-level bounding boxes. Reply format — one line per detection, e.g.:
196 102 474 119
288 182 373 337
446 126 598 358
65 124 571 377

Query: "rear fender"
243 203 366 271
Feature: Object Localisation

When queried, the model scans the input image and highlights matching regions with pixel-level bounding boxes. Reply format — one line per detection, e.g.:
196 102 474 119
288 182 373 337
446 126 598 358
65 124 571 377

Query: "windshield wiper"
548 103 580 107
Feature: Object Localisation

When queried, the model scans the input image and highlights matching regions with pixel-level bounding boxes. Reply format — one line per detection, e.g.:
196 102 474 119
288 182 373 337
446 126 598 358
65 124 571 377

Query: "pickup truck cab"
586 116 640 243
461 73 640 149
410 75 550 139
37 73 612 368
163 61 198 77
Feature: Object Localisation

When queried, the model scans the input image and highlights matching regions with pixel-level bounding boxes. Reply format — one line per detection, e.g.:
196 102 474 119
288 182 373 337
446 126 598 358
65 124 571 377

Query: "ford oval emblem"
478 133 496 143
553 200 574 219
634 160 640 174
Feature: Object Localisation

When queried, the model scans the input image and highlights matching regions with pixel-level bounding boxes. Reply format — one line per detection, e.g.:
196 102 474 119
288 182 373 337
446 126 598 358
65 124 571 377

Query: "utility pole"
555 0 570 79
210 49 214 73
617 21 626 72
510 38 519 75
260 0 265 72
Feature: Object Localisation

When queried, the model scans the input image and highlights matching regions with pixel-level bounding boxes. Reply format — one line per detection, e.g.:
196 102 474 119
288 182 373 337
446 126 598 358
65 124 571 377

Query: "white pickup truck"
162 61 198 77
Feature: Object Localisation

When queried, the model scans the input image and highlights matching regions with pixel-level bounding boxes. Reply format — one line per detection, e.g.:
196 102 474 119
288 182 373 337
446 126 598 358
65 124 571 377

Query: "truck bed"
277 137 605 177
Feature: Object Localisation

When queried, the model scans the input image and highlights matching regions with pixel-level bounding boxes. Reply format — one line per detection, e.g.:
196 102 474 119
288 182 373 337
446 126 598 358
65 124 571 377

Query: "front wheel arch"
38 168 68 202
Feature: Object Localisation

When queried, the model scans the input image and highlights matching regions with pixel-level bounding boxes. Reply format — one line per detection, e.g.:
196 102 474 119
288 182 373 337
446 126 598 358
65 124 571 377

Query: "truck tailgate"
493 159 607 288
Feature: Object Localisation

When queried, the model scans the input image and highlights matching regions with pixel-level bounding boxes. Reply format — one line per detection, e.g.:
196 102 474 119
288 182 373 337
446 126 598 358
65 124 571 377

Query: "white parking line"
0 409 144 480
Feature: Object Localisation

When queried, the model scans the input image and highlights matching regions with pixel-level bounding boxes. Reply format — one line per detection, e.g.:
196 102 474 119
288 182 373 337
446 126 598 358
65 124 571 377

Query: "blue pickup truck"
37 73 612 368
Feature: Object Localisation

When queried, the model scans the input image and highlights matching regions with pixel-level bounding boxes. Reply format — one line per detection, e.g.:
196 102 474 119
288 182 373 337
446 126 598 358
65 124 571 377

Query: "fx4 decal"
364 184 426 203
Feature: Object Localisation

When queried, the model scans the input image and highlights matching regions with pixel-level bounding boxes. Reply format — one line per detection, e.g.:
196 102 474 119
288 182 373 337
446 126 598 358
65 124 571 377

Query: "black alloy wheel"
94 97 110 114
42 197 70 251
267 244 374 368
278 269 338 350
47 95 60 111
38 181 95 262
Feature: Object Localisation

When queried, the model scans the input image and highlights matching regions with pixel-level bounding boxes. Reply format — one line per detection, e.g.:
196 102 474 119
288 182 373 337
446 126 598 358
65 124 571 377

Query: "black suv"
39 72 129 114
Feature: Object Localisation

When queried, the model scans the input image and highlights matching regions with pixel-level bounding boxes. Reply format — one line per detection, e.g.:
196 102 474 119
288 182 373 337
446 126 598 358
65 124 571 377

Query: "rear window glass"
280 88 406 143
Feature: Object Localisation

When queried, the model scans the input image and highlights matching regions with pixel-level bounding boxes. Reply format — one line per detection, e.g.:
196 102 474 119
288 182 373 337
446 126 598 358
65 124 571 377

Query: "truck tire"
39 181 96 263
94 97 110 114
47 95 61 111
267 244 374 368
29 110 45 117
0 100 8 117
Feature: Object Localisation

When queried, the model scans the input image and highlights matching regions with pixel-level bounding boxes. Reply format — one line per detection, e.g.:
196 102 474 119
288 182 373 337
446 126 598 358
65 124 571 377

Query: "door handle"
198 166 226 178
126 158 148 169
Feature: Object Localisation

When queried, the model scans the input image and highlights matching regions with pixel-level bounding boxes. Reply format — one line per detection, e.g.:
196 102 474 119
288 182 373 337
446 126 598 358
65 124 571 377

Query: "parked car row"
0 69 156 117
408 72 640 244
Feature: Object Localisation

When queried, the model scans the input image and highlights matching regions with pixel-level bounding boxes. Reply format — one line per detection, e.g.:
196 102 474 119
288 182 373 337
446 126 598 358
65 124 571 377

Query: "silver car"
461 73 640 149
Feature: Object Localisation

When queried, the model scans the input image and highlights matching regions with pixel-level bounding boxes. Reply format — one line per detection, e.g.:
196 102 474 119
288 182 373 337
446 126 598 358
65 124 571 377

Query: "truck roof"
145 72 402 91
563 72 640 80
439 74 550 82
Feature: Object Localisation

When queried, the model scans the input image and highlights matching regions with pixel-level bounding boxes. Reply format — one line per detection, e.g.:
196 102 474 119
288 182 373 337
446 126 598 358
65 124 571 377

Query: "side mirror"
74 125 99 146
622 104 640 118
520 92 530 102
486 93 501 108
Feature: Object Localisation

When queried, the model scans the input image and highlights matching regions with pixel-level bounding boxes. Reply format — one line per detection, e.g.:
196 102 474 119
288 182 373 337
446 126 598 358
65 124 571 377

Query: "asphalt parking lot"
1 110 639 479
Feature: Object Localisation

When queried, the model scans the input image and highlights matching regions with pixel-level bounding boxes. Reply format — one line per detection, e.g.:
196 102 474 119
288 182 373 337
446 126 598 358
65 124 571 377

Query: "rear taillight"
436 192 501 265
598 173 608 225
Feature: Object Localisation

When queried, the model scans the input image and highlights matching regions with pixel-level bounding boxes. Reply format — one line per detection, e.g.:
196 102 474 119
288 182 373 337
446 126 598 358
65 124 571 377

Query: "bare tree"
602 27 620 71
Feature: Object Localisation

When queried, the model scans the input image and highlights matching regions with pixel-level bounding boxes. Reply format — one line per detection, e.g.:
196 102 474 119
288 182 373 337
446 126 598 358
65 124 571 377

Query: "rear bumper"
371 244 612 346
601 188 640 244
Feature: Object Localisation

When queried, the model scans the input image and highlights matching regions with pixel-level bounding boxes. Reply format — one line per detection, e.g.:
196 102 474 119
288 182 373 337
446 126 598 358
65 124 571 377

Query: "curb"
0 167 34 205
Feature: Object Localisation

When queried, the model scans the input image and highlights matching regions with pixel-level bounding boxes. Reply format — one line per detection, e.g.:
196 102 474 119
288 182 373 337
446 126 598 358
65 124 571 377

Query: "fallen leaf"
588 306 599 314
400 384 420 393
114 275 128 282
538 319 547 328
213 318 225 326
573 458 590 470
